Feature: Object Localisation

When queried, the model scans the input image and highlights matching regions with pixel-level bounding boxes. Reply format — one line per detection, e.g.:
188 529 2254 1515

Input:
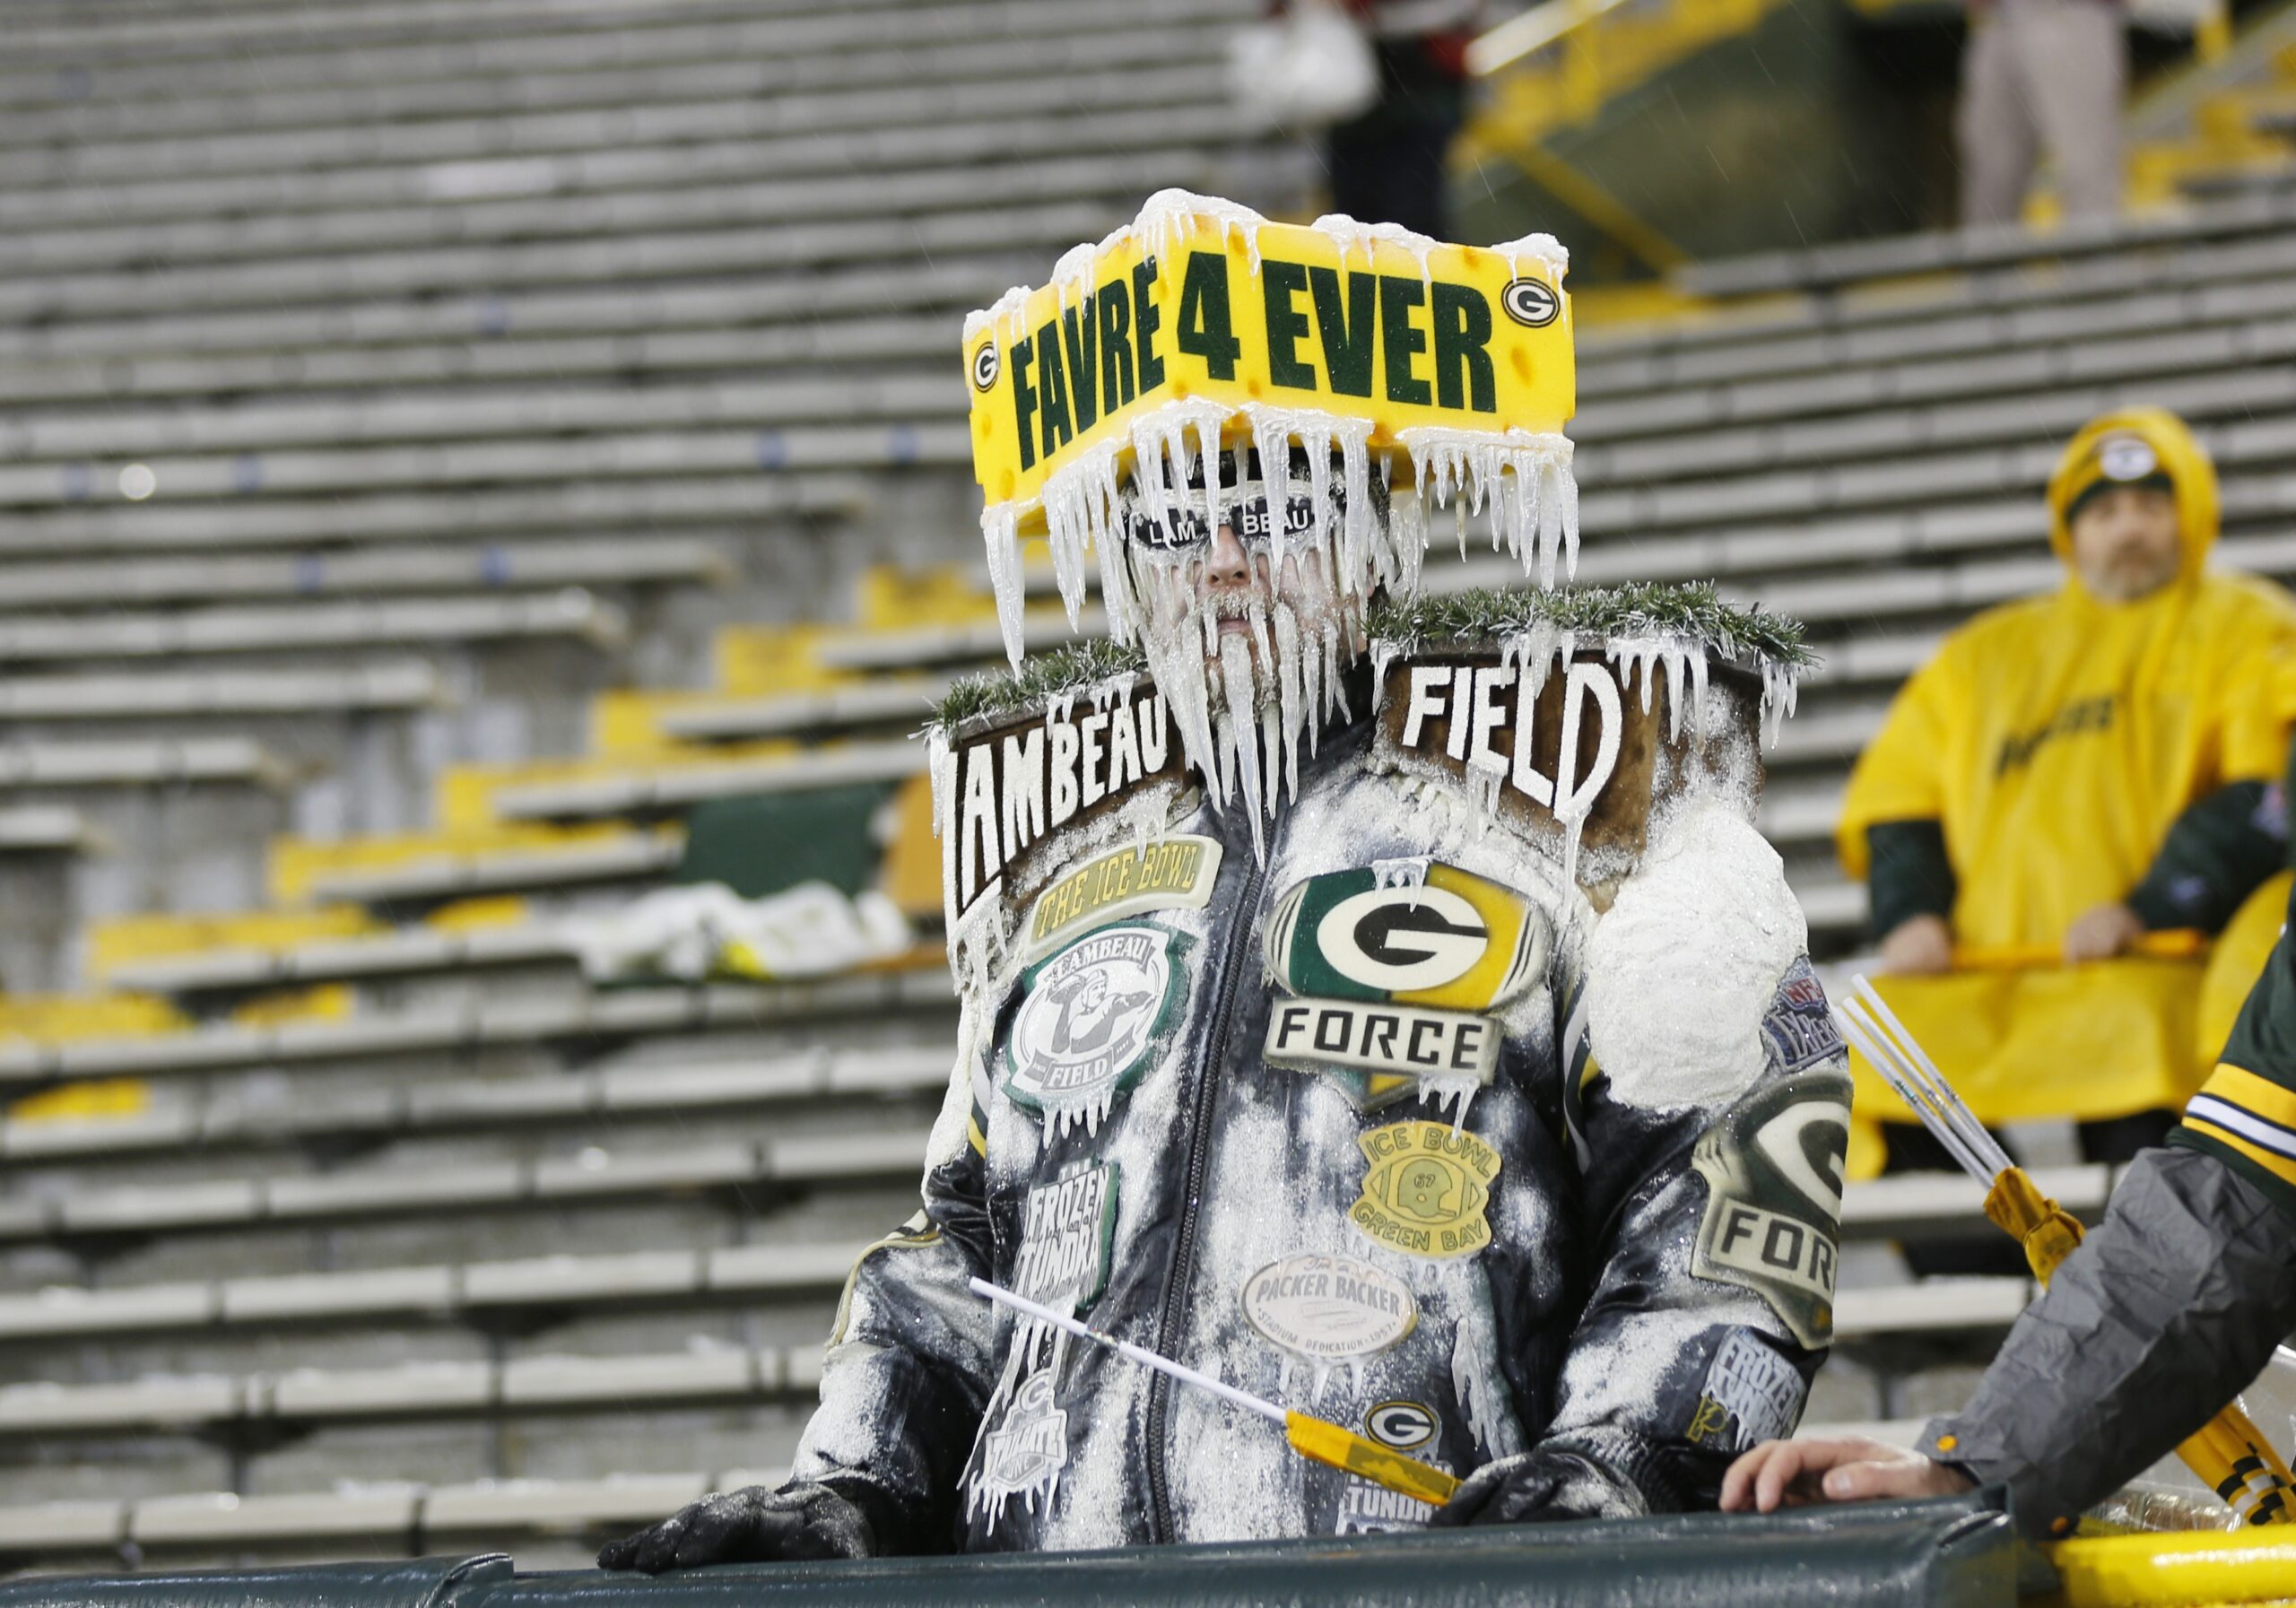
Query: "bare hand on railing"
1879 914 1953 976
2063 902 2145 964
1718 1435 1976 1514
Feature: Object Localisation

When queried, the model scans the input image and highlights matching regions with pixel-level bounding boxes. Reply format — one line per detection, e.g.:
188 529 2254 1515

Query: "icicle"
978 502 1027 666
1219 634 1267 859
1373 856 1431 891
1418 1072 1481 1134
1690 646 1711 746
1274 604 1304 804
1450 1311 1525 1459
1663 642 1688 743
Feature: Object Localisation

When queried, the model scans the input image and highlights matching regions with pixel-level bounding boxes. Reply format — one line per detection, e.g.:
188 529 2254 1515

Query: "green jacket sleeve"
2170 876 2296 1217
1864 820 1957 942
2126 780 2287 935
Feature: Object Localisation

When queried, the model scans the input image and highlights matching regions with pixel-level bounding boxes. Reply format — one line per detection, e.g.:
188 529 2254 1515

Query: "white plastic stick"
1837 974 2012 1183
969 1277 1285 1426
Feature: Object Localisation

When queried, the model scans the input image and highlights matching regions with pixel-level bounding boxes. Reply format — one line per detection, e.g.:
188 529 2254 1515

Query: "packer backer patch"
1349 1120 1500 1260
1004 924 1181 1137
1022 835 1220 961
1240 1251 1418 1378
1012 1163 1118 1316
1692 1069 1851 1348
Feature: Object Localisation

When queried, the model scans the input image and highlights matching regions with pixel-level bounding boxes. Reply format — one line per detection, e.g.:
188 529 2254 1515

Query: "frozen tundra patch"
1691 1070 1851 1348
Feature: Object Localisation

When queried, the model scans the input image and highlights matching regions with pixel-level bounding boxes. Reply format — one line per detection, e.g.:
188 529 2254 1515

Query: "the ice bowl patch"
1685 1327 1807 1454
1013 1163 1118 1315
1349 1120 1500 1260
1692 1070 1850 1348
1004 924 1179 1136
1240 1252 1418 1369
966 1367 1068 1527
1023 835 1220 962
1757 957 1845 1074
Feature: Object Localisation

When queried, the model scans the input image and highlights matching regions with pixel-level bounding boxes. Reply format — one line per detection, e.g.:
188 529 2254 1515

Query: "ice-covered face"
1136 498 1355 686
1109 449 1384 845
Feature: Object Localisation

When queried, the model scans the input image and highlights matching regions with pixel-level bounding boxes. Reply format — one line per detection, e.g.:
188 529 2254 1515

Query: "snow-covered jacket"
790 644 1848 1552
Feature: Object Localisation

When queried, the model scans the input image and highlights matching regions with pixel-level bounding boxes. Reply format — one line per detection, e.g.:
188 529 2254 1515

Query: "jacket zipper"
1145 846 1265 1543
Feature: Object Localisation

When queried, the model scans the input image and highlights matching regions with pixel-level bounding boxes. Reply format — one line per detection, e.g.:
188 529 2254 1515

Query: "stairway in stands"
4 0 2296 1579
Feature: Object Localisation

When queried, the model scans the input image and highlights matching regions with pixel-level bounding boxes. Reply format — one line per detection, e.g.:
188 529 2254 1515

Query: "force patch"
1265 861 1549 1011
965 1366 1069 1527
1240 1251 1419 1382
1758 957 1845 1074
1364 1399 1439 1451
1349 1120 1500 1260
1265 999 1500 1100
1004 924 1181 1137
1023 835 1222 961
1684 1327 1807 1454
1692 1069 1851 1348
1012 1163 1119 1316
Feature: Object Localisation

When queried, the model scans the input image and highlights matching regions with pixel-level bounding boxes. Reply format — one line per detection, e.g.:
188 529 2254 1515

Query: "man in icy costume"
599 443 1850 1566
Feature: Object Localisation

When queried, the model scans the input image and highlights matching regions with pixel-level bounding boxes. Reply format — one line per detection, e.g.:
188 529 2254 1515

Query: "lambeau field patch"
1004 924 1181 1137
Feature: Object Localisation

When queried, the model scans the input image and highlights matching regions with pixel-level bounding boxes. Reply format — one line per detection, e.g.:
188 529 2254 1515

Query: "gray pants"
1957 0 2126 226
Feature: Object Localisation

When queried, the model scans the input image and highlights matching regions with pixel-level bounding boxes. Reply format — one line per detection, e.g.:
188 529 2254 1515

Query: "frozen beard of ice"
1584 799 1806 1110
1118 452 1385 861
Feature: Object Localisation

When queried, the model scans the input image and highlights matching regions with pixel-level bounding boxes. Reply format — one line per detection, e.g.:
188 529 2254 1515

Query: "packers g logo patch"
1348 1120 1500 1260
1691 1069 1851 1348
1265 863 1548 1011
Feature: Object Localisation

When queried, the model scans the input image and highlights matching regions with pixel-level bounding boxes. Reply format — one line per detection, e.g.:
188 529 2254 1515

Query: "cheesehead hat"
963 189 1579 665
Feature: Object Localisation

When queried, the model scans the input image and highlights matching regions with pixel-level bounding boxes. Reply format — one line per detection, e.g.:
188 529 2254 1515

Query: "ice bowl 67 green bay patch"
1004 924 1182 1137
1691 1069 1851 1348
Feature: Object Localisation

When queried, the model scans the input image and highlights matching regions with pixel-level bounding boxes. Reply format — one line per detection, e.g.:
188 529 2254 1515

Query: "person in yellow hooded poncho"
1838 407 2296 1192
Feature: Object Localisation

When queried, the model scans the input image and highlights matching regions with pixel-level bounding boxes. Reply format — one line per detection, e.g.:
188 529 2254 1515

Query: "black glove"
1428 1447 1641 1528
596 1482 877 1572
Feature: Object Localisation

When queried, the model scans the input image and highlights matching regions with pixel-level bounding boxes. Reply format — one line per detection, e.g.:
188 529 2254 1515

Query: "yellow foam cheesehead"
963 190 1576 538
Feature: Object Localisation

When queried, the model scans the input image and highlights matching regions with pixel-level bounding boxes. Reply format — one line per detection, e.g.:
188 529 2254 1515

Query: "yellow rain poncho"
1838 408 2296 1164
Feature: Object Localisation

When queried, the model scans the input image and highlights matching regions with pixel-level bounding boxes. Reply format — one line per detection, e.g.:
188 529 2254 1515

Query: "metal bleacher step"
0 1344 824 1439
0 591 626 665
0 1465 796 1562
0 1239 867 1346
0 477 870 561
487 739 924 825
0 1131 928 1249
0 540 732 613
0 969 956 1092
299 833 681 910
0 1044 950 1164
0 662 445 723
658 678 955 746
0 736 291 792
